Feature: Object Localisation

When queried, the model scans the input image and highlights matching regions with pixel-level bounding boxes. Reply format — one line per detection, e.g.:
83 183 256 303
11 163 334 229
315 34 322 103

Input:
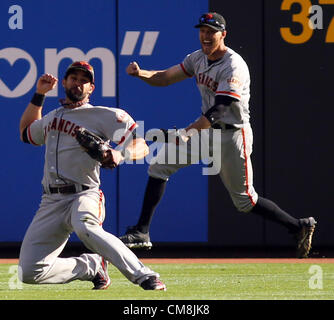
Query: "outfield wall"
208 0 334 248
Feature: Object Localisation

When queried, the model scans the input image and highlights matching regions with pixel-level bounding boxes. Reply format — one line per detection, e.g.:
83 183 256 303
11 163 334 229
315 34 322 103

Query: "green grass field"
0 262 333 300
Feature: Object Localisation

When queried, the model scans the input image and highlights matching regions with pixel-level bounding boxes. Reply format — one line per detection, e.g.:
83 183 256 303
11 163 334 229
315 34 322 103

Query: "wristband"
30 93 46 106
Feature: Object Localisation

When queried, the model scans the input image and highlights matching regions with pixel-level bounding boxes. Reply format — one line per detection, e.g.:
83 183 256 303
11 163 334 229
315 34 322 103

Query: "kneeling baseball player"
18 61 166 291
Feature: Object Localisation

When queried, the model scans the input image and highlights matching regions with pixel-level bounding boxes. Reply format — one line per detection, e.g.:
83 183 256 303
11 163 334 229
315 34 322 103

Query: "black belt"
47 185 89 194
212 123 237 130
224 124 236 130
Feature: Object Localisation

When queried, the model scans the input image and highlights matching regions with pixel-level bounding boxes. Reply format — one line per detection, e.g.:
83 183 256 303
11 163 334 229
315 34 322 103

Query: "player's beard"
201 41 220 57
201 45 213 56
65 87 87 103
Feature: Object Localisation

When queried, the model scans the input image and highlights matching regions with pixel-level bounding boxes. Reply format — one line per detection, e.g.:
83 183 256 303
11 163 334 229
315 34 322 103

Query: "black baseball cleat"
119 226 152 250
295 217 317 258
92 257 111 290
140 276 167 291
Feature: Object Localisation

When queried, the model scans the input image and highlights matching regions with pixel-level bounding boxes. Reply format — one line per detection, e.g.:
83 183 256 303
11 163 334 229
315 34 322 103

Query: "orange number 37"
280 0 334 44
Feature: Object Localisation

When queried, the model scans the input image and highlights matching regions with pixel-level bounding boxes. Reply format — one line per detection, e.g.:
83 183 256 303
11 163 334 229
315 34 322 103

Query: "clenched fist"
126 61 140 77
36 74 58 95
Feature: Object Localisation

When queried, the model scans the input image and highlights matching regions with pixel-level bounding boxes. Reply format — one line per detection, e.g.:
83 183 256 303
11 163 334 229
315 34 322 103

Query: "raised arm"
19 74 58 141
126 62 188 86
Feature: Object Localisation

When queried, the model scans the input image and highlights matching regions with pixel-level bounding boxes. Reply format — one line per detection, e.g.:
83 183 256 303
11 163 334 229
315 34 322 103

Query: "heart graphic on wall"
0 48 37 98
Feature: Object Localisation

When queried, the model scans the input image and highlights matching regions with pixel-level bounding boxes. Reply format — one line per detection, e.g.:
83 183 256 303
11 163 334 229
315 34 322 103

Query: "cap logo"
70 61 94 71
66 61 95 82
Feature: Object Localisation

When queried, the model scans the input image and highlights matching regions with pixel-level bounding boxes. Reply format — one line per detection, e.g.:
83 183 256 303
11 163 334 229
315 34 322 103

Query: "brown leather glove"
75 127 117 169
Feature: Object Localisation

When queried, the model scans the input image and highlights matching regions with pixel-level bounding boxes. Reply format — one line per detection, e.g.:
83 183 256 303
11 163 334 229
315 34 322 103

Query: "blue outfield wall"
0 0 208 242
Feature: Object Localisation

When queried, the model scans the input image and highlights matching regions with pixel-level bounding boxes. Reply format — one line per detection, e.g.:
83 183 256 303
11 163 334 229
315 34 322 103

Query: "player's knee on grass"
18 262 46 284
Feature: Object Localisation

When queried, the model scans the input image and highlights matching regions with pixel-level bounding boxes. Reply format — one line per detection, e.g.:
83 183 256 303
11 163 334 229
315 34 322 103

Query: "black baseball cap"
195 12 226 31
65 61 95 83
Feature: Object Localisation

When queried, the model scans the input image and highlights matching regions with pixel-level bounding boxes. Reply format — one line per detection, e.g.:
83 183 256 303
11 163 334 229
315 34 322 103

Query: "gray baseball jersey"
181 47 251 127
19 103 159 286
26 103 137 189
148 47 258 213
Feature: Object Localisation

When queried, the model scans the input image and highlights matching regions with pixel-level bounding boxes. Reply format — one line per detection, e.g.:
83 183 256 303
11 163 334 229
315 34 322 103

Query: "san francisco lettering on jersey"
44 116 80 138
196 72 218 92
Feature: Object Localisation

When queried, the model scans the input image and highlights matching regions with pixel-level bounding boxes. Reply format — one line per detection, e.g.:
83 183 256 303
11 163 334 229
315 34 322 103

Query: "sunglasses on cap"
198 14 225 30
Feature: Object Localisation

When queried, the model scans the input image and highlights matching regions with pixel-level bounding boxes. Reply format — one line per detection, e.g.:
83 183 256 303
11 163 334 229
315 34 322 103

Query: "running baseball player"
120 12 317 258
18 61 166 290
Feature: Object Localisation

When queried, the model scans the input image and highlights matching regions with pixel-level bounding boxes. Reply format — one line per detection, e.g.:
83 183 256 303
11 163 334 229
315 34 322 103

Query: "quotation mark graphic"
121 31 159 55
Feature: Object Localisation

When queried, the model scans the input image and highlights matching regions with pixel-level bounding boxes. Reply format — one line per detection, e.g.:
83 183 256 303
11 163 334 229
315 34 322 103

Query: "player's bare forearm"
166 116 211 145
107 138 148 166
124 138 149 160
186 115 211 133
19 103 43 139
127 62 187 86
19 74 58 140
137 70 170 86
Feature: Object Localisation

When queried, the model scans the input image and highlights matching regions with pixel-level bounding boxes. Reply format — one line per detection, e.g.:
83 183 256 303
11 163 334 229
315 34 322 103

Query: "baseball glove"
75 127 117 169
